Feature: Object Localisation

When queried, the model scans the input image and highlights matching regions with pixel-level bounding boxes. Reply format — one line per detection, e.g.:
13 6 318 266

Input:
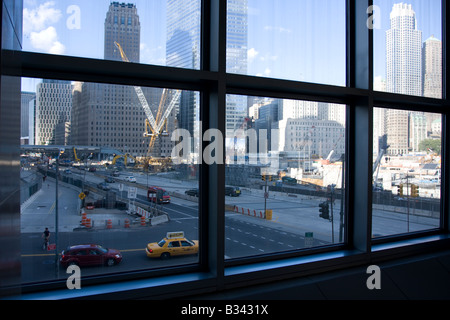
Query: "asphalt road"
21 196 332 284
20 167 440 285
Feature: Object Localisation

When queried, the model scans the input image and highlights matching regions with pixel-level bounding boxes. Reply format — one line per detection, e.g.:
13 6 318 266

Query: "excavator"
114 42 181 169
111 153 138 166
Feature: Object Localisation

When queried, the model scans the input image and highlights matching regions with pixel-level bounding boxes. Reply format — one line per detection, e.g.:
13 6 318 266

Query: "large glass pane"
225 95 346 260
373 0 442 98
20 77 200 283
22 0 201 69
372 107 441 237
227 0 346 86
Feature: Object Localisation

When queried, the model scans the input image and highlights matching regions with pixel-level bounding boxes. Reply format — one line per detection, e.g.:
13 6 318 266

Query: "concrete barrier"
150 214 169 226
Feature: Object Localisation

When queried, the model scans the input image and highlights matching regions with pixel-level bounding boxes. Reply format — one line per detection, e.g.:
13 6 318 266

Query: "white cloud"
256 68 272 77
30 26 65 54
23 1 62 35
264 26 292 34
140 43 165 65
247 48 259 62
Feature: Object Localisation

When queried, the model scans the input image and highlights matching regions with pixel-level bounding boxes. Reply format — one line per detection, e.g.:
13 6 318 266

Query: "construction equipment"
112 153 138 166
114 42 181 158
146 88 181 157
373 134 389 190
73 147 80 163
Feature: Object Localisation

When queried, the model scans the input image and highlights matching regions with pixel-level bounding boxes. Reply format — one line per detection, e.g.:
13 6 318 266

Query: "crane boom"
155 89 181 134
114 41 181 159
114 41 157 132
134 85 157 132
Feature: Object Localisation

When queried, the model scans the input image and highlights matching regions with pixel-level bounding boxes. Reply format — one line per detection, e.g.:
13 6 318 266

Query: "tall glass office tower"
166 0 201 140
166 0 248 137
226 0 248 135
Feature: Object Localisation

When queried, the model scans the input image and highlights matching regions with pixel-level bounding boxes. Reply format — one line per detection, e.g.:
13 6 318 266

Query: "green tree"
418 139 441 155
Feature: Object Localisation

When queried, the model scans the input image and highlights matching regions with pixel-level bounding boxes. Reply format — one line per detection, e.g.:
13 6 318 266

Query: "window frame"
0 0 449 299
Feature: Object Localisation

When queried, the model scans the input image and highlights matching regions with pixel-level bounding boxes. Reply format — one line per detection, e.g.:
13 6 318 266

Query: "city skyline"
22 0 441 92
21 1 442 159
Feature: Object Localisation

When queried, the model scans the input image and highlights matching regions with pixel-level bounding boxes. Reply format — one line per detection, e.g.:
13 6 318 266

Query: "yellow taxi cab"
145 231 199 259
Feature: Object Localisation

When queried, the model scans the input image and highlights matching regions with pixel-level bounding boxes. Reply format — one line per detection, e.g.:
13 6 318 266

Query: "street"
20 166 440 284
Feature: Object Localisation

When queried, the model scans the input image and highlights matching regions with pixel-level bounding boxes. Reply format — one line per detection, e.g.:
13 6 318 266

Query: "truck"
147 186 171 204
282 176 297 185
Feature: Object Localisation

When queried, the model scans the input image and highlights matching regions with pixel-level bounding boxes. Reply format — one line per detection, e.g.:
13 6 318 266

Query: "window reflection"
22 0 201 69
20 78 200 283
225 96 346 259
374 0 442 98
372 108 441 237
229 0 346 86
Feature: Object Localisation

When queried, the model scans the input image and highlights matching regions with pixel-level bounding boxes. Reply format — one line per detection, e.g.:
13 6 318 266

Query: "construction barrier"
124 219 130 228
81 212 87 226
140 216 146 226
106 219 112 229
85 218 92 228
233 206 265 219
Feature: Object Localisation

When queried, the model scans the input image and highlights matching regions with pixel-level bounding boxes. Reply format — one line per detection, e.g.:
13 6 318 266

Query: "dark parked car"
225 186 241 197
111 171 120 177
185 188 199 197
97 182 111 191
59 244 122 268
104 176 115 183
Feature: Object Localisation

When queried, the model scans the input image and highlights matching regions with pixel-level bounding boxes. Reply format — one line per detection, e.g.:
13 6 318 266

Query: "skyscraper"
385 3 422 155
21 91 35 144
386 3 422 96
226 0 248 134
72 2 175 158
166 0 201 140
166 0 248 137
36 80 72 146
104 2 140 63
422 35 442 99
166 0 201 70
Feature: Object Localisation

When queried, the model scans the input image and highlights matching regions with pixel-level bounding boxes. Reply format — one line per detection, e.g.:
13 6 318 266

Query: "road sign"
128 187 137 199
118 183 124 192
305 232 314 248
78 192 86 200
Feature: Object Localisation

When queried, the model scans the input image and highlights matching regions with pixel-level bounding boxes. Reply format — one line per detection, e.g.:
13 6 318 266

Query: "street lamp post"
55 148 64 278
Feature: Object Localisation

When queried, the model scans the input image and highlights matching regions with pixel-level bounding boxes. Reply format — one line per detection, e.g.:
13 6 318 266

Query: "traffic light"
319 201 329 220
262 175 266 181
411 184 419 198
397 184 404 197
262 175 272 182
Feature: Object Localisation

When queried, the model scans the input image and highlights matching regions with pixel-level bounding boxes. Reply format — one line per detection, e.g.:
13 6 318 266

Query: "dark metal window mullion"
346 0 373 253
200 0 227 289
441 0 450 232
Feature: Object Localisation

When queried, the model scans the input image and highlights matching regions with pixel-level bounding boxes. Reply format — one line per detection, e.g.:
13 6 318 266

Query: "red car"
60 244 122 268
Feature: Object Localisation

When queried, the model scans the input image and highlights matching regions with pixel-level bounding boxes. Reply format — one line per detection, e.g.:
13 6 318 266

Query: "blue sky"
22 0 441 92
